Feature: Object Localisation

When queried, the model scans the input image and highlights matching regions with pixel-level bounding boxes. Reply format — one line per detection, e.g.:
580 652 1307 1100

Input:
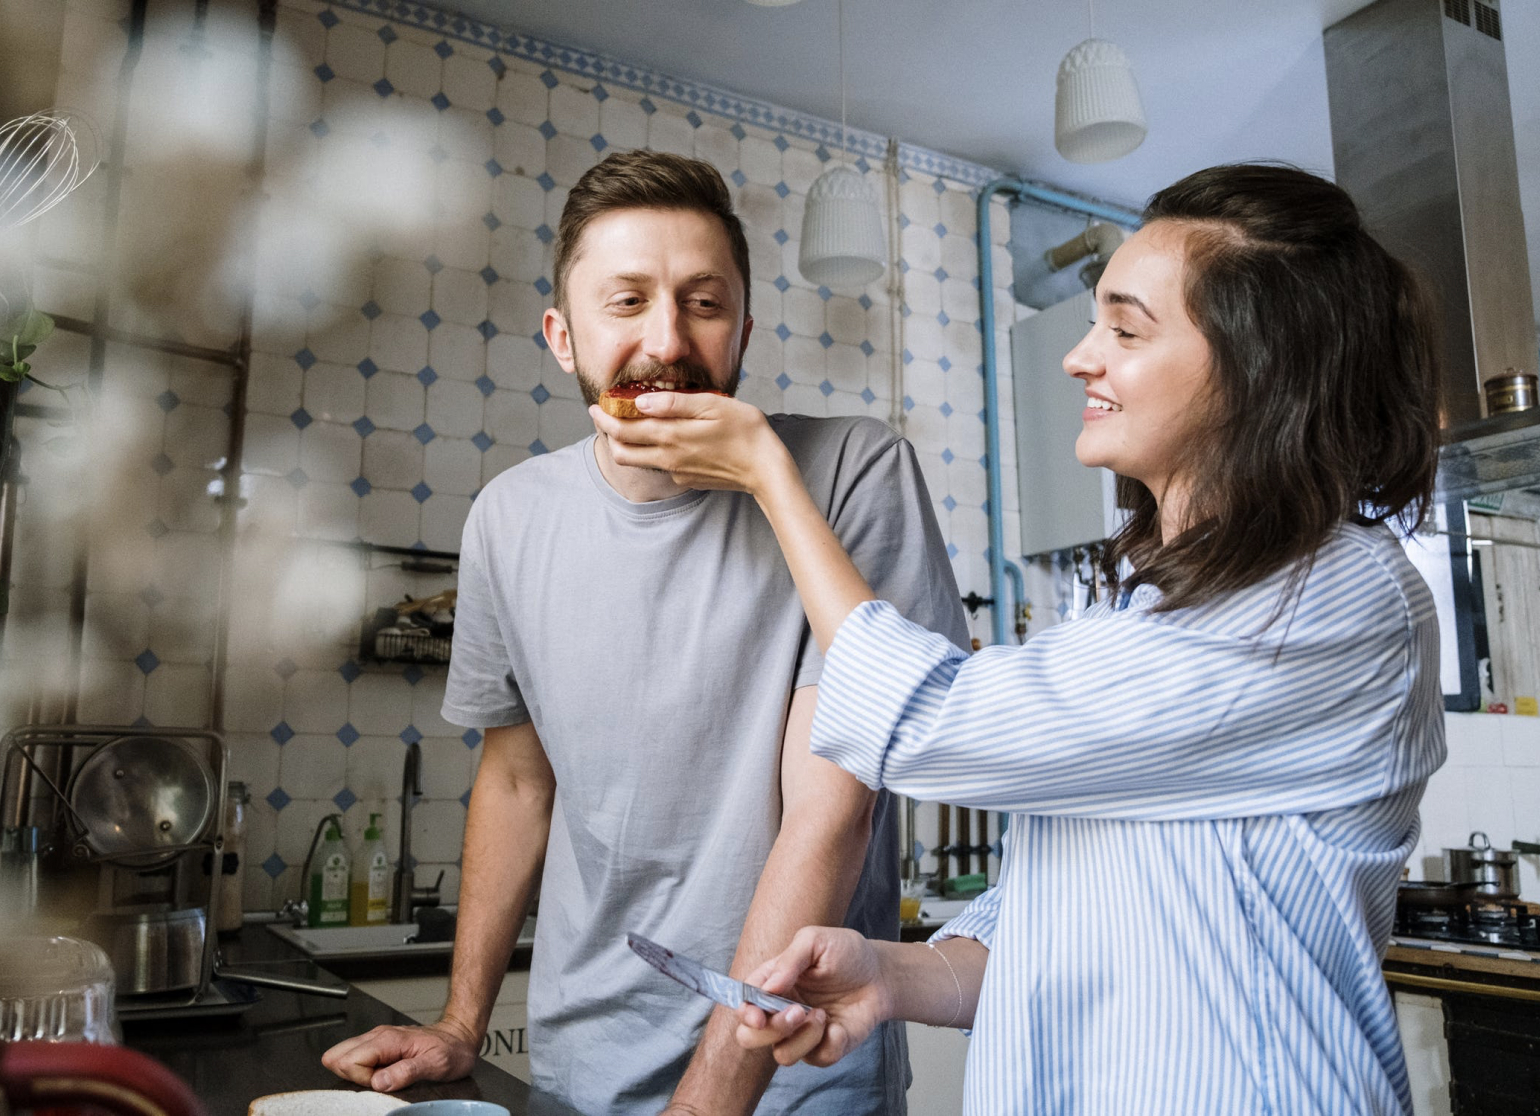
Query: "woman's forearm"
753 455 876 655
874 937 987 1029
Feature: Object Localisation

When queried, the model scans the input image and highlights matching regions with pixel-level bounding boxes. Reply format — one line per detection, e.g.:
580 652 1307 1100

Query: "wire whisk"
0 112 99 231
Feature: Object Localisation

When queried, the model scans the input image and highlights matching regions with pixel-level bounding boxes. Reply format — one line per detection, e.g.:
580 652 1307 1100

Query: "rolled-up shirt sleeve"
811 543 1440 822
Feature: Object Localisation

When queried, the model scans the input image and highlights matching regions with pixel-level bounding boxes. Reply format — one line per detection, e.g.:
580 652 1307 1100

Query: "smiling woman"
600 162 1448 1115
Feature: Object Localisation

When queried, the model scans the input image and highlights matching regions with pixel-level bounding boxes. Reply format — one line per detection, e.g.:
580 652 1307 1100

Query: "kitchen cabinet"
906 1022 968 1114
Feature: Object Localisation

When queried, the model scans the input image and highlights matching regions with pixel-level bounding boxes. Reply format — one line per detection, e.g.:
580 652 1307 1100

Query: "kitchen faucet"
393 740 442 923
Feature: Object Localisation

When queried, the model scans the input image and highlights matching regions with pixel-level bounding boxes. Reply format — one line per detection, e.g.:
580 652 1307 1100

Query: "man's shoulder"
471 437 592 517
768 413 905 474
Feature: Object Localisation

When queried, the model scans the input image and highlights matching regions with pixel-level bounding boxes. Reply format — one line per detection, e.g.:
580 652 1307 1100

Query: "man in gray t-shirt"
323 151 965 1115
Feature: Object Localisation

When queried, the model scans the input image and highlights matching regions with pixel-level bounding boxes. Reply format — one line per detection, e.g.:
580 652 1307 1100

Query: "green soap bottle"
349 813 391 926
308 820 351 928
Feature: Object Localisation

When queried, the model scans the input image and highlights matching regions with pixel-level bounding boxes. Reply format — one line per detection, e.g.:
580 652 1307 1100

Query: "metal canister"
1484 371 1538 415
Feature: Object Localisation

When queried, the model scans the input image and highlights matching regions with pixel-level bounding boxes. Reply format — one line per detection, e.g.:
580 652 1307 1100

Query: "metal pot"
83 906 206 995
1444 831 1521 900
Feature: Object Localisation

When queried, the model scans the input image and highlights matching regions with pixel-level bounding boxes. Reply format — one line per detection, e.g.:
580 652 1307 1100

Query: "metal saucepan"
83 906 206 995
1444 831 1521 900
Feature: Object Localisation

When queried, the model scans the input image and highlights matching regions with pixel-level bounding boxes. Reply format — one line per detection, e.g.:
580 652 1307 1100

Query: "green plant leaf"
13 310 53 347
0 362 26 383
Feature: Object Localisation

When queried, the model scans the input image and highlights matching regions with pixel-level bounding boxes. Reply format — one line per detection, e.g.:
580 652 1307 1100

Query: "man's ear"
543 307 577 375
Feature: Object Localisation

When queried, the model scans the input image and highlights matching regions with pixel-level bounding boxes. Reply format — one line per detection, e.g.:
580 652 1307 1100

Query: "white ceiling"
426 0 1539 303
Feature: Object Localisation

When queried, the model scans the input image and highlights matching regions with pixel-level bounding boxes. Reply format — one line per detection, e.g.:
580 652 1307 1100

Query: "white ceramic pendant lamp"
798 0 885 290
1054 0 1147 163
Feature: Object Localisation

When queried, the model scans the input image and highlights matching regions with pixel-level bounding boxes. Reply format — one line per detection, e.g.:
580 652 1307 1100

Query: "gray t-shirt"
444 414 967 1115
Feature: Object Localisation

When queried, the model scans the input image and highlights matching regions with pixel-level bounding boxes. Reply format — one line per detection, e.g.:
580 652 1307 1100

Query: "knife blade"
626 932 809 1014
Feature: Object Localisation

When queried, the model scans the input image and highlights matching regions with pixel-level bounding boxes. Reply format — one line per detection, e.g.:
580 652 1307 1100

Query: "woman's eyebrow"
1095 289 1158 323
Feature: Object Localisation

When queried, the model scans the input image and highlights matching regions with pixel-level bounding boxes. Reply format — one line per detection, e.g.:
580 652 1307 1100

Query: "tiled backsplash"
6 0 1036 913
1416 713 1540 898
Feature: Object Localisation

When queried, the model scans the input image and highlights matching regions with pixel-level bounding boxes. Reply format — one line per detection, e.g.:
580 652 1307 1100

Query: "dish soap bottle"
308 821 350 927
349 813 391 926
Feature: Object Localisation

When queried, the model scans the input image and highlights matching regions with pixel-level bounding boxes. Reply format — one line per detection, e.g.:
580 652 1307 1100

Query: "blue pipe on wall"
975 178 1140 646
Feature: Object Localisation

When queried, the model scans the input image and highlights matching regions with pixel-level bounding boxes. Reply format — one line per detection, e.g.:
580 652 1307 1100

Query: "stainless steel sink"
267 917 535 962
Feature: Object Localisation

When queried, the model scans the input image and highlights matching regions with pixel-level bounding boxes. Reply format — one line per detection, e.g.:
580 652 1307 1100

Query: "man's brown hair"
552 150 752 317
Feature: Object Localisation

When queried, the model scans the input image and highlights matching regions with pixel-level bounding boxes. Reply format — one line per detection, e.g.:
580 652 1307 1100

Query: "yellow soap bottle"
349 813 392 926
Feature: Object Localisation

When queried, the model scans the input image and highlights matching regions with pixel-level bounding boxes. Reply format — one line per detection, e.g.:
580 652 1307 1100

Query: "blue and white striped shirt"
811 522 1445 1115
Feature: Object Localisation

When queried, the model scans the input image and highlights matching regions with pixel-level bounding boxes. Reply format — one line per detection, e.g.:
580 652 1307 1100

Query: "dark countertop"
120 926 580 1116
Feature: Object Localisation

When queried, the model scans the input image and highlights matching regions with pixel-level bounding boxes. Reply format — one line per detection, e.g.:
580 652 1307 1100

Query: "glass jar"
0 936 117 1043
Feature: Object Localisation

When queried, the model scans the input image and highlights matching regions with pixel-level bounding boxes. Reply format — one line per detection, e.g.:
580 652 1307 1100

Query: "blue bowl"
389 1103 509 1116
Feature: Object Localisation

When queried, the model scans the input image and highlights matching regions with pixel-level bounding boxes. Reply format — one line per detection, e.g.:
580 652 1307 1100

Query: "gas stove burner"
1394 884 1540 950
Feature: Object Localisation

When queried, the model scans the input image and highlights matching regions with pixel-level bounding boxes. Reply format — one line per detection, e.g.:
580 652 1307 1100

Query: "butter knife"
626 932 809 1014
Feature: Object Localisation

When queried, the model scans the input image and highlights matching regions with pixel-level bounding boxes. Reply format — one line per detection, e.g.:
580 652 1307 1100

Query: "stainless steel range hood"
1324 0 1540 502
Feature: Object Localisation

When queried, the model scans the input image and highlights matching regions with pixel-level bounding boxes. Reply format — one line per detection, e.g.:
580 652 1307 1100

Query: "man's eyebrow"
1100 289 1158 322
600 271 730 286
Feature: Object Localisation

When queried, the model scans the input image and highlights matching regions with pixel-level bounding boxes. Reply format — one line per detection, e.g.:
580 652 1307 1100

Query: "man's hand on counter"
320 1016 480 1092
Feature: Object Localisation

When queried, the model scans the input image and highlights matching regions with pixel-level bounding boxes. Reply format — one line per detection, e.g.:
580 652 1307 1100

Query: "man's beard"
571 338 740 408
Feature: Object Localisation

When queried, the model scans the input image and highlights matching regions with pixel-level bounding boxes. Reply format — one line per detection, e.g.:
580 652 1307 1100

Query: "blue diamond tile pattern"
339 659 362 683
773 135 789 152
275 659 297 679
430 92 451 111
472 431 494 452
902 348 914 365
941 448 955 464
150 453 173 476
482 212 501 231
590 134 607 153
940 401 953 417
424 254 443 274
156 390 180 413
475 375 495 397
309 118 330 138
376 24 395 43
937 311 950 327
531 384 550 405
317 9 338 28
775 372 791 391
774 181 789 199
484 158 503 177
460 789 473 808
934 267 949 283
861 387 876 404
488 56 507 78
433 39 454 58
934 222 948 238
686 111 702 128
479 265 499 285
815 145 831 163
537 172 555 191
352 416 375 438
262 852 287 877
773 229 788 245
639 97 656 115
373 78 394 98
535 224 554 244
477 320 498 340
731 169 747 188
939 356 952 372
486 106 505 125
818 332 834 349
294 347 316 370
592 83 609 102
860 340 875 357
533 331 548 351
898 213 911 229
336 722 360 746
730 123 746 140
529 439 548 456
817 286 833 301
333 788 358 812
943 495 957 511
270 721 295 745
350 475 371 497
818 379 834 397
774 323 791 342
417 365 437 387
400 725 423 745
290 408 312 430
413 422 436 445
538 120 557 140
946 542 959 559
419 309 441 330
534 276 552 296
360 299 381 320
266 787 291 812
402 664 424 685
932 179 947 194
540 69 559 89
357 357 378 378
462 728 483 748
859 293 873 310
411 481 432 503
774 275 790 292
903 395 915 411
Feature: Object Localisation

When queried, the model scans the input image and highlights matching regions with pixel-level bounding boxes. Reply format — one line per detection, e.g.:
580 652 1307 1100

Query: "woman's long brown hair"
1102 164 1442 613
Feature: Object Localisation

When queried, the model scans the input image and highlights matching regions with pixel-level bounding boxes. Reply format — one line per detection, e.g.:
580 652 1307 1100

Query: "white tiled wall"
1414 712 1540 896
7 0 1034 912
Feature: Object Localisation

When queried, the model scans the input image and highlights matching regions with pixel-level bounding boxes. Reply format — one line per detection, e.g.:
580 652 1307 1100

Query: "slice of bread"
598 386 726 419
248 1089 404 1116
